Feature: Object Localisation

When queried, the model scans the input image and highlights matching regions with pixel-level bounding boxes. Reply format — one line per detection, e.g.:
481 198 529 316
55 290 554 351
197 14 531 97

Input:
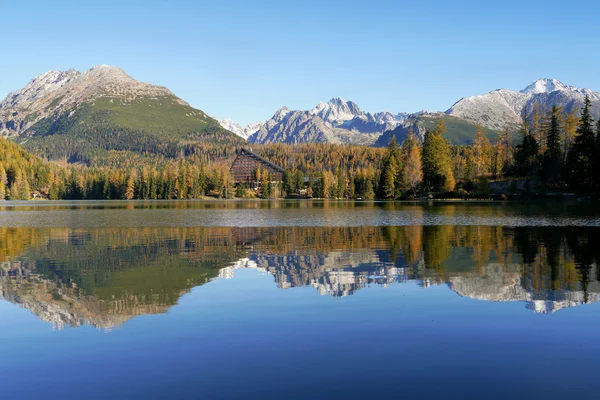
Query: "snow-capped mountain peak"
447 78 600 131
520 78 570 94
218 119 264 140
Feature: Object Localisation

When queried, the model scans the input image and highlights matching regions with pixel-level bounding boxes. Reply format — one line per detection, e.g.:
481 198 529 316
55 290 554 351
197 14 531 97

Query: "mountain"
446 78 600 131
375 112 499 146
218 119 263 140
219 98 409 145
0 65 241 162
221 78 600 148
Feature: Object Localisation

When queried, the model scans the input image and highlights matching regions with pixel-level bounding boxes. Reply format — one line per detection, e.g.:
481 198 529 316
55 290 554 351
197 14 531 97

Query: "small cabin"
230 148 285 184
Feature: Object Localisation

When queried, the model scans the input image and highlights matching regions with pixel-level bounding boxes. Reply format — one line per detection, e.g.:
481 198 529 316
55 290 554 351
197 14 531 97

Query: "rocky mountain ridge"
0 65 185 138
220 97 409 145
221 78 600 146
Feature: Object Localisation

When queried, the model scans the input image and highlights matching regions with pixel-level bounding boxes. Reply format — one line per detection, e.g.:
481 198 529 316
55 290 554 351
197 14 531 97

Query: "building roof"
236 147 285 174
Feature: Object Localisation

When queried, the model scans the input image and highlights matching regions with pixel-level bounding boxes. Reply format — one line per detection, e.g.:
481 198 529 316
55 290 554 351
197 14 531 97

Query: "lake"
1 200 600 399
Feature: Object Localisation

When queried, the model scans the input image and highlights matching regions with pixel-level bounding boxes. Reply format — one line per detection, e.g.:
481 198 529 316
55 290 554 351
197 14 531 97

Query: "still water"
1 201 600 399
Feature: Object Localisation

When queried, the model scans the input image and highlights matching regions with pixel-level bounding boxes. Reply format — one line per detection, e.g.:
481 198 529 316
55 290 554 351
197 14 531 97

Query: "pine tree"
294 170 305 194
567 95 595 189
363 179 375 200
336 168 347 198
378 137 401 199
260 172 271 199
282 170 294 196
514 116 539 177
543 105 562 184
422 120 455 193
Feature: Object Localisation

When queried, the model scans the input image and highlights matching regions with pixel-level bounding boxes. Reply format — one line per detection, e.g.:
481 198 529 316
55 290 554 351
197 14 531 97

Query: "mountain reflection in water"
1 225 599 329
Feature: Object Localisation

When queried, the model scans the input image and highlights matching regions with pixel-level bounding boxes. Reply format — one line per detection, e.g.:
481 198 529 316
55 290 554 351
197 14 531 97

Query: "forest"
0 95 599 201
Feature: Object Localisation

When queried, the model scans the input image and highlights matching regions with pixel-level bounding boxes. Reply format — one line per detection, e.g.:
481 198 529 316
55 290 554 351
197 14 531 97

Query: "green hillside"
375 113 510 147
416 114 500 144
20 95 243 163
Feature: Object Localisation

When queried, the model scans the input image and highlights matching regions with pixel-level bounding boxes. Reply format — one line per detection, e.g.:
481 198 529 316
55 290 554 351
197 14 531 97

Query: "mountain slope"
446 78 600 131
375 112 499 146
0 65 241 162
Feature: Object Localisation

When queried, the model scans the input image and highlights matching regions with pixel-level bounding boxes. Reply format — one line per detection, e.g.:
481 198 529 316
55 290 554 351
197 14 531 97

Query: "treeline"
1 137 388 200
1 95 599 200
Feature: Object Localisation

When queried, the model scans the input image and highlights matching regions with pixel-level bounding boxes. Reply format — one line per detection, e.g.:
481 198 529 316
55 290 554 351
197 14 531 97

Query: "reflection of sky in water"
2 269 600 399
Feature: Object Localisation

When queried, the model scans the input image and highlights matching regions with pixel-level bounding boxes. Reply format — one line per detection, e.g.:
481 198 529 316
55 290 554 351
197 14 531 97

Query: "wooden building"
230 148 285 184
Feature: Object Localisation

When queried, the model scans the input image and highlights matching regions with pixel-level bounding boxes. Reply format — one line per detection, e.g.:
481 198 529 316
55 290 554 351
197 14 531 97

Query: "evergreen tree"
260 172 271 198
422 120 455 193
294 170 305 194
282 170 294 196
381 155 398 199
567 95 595 189
543 105 563 184
336 168 347 198
363 179 375 200
378 137 401 199
514 116 539 178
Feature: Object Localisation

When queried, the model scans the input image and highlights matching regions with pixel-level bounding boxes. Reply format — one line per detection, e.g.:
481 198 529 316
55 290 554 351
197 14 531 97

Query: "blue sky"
2 0 599 125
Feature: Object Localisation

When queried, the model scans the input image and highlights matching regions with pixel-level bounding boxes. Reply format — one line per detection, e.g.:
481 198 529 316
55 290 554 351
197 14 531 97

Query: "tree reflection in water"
1 225 599 329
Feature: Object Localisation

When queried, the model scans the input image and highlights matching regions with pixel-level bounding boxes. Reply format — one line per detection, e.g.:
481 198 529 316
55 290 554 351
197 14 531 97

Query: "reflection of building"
230 148 285 184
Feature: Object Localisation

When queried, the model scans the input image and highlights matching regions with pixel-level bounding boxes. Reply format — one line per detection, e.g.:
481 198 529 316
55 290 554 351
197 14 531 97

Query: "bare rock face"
0 65 182 138
220 98 408 145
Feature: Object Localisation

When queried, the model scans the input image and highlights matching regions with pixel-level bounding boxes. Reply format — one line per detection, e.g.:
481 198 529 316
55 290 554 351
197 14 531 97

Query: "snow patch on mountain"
218 119 264 140
446 78 600 131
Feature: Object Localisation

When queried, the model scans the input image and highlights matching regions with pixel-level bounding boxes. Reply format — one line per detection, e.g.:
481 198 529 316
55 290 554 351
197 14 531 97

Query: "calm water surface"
1 200 600 399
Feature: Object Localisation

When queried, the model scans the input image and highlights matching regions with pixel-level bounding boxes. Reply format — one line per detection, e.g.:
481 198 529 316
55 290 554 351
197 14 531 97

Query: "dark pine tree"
514 129 539 178
543 105 562 184
567 95 596 190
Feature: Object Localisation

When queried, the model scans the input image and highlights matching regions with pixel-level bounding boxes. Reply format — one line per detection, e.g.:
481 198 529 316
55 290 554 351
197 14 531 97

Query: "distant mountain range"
221 78 600 146
2 66 600 163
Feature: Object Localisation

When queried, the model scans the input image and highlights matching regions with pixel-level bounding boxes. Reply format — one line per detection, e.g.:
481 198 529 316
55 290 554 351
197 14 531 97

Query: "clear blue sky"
2 0 599 125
